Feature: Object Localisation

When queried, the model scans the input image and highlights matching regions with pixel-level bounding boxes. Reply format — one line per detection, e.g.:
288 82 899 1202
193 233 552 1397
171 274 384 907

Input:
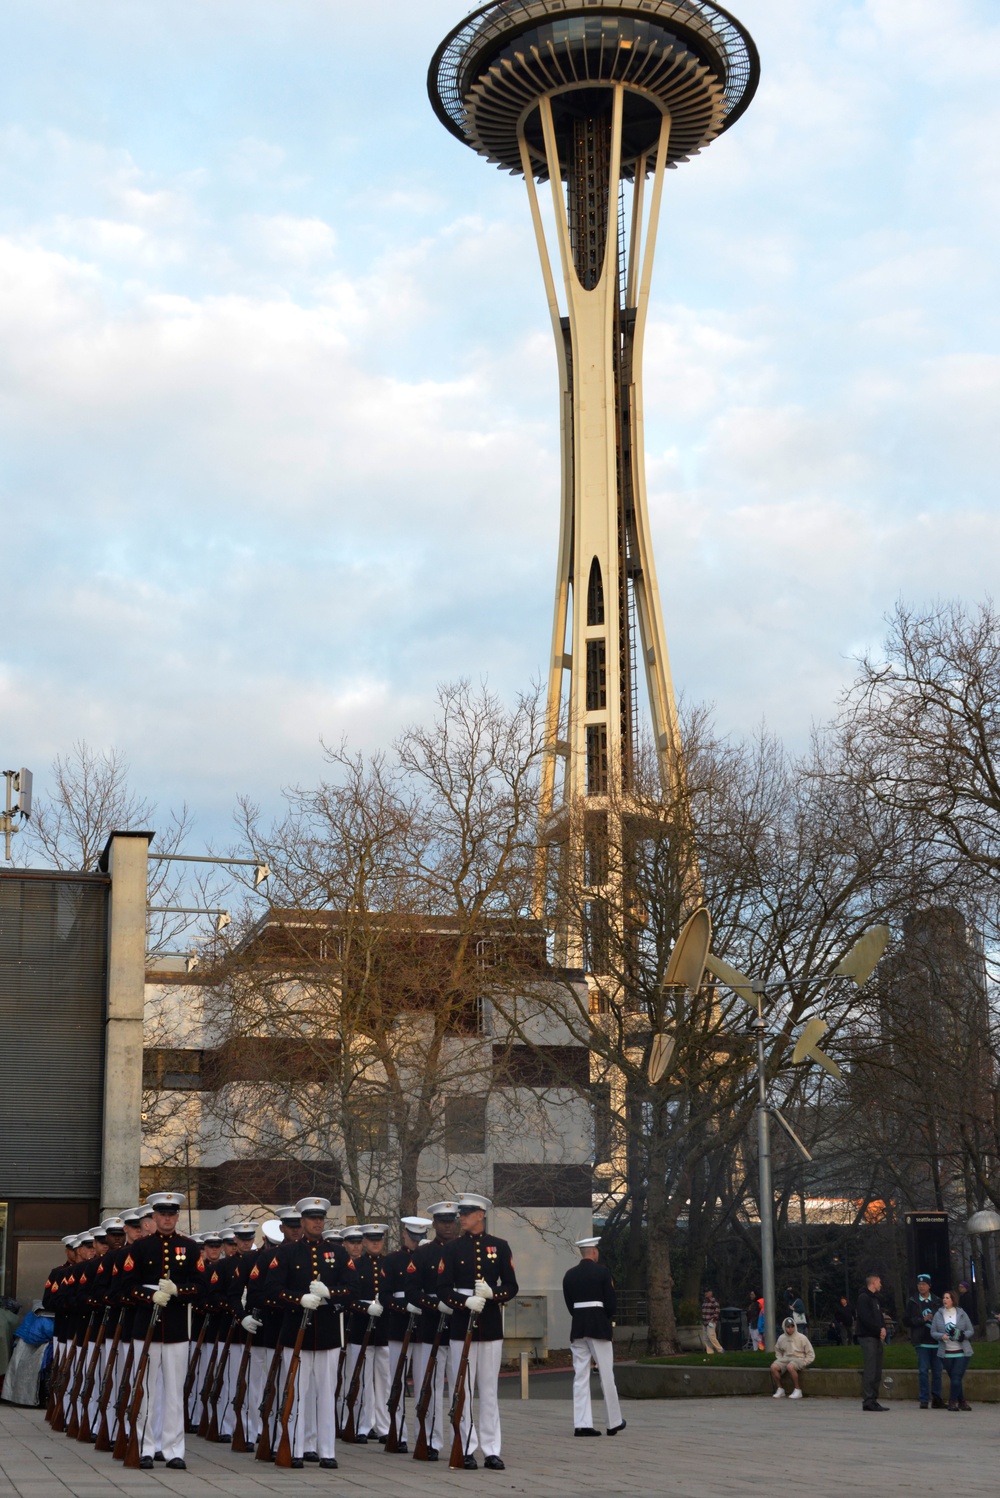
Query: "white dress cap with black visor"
455 1193 492 1213
294 1197 331 1218
574 1236 602 1249
147 1191 184 1211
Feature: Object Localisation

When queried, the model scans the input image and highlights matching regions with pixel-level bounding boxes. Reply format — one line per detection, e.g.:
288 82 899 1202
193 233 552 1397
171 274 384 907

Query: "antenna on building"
2 767 33 861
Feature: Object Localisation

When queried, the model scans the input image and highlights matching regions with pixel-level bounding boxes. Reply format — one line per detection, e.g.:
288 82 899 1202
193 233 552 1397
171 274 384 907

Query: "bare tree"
196 682 547 1221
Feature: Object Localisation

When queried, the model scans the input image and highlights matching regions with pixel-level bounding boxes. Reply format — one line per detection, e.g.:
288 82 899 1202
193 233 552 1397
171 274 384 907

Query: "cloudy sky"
2 0 999 861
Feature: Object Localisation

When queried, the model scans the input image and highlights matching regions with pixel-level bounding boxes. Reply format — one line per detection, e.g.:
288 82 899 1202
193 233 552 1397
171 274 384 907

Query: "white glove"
367 1299 383 1319
436 1300 453 1317
309 1280 331 1301
242 1314 263 1333
300 1293 321 1310
157 1278 178 1297
152 1290 171 1308
406 1302 423 1316
474 1279 494 1300
465 1294 486 1314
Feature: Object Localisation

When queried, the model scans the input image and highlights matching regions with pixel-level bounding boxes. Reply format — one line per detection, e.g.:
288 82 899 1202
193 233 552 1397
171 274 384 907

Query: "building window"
586 639 607 711
592 1083 613 1164
584 898 610 976
493 1163 593 1208
587 557 604 626
445 1095 487 1153
586 724 608 795
584 811 607 886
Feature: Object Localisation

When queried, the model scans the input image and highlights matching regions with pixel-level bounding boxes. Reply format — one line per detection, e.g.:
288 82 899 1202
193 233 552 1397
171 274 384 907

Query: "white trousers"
411 1340 447 1454
86 1341 109 1427
136 1340 187 1462
281 1347 339 1461
387 1338 412 1445
571 1338 622 1431
246 1345 268 1443
448 1338 503 1459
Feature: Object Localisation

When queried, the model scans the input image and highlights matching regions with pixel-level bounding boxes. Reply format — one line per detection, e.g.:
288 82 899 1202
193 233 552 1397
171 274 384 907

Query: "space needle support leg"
520 126 573 919
625 111 684 792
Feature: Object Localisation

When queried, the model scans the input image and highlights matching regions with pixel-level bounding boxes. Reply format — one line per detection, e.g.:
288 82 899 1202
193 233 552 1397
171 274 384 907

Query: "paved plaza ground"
1 1383 998 1498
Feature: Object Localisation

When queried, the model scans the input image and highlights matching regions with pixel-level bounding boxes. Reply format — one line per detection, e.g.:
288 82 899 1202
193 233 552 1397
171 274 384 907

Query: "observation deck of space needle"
429 2 759 968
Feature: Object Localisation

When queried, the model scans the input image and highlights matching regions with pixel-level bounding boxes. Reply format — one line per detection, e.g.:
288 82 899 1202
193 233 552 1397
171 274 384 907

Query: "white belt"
392 1292 406 1299
456 1287 474 1295
573 1301 604 1310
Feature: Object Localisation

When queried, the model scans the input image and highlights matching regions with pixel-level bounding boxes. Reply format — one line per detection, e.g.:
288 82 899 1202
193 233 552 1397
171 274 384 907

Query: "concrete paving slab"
1 1391 998 1496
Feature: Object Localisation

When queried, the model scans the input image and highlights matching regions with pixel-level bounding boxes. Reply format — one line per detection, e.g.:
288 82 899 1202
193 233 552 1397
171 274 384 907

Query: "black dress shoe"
377 1434 387 1444
290 1457 304 1468
484 1455 505 1470
319 1458 338 1469
303 1451 319 1462
154 1452 165 1462
354 1433 368 1444
427 1448 439 1461
394 1442 408 1453
932 1395 946 1408
138 1456 154 1470
218 1434 232 1444
463 1455 478 1470
575 1427 602 1437
607 1421 627 1436
165 1459 186 1470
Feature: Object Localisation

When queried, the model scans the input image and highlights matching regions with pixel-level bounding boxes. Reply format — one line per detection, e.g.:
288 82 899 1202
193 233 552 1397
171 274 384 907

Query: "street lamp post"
754 1013 777 1351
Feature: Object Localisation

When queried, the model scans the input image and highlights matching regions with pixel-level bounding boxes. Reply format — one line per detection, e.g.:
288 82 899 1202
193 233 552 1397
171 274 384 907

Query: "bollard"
520 1349 529 1399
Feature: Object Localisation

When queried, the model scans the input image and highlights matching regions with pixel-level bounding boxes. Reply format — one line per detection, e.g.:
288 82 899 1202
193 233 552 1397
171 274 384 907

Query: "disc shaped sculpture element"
648 1032 676 1085
663 906 712 993
835 925 890 988
968 1210 1000 1236
704 951 755 1010
791 1016 843 1081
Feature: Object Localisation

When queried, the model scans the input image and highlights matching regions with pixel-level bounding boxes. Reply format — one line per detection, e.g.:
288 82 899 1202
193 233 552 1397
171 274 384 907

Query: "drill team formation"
39 1192 624 1473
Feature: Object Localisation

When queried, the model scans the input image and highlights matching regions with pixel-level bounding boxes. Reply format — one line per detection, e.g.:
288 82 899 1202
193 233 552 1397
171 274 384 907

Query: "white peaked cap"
426 1201 460 1218
261 1219 283 1245
575 1236 602 1249
456 1193 492 1212
294 1197 331 1215
228 1222 258 1237
360 1223 388 1236
401 1216 432 1234
102 1217 127 1232
323 1227 343 1240
62 1234 79 1247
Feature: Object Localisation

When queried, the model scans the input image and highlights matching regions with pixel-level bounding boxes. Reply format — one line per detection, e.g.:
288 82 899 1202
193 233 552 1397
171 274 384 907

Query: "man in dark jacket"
903 1274 944 1409
855 1273 889 1412
411 1201 461 1461
562 1237 624 1437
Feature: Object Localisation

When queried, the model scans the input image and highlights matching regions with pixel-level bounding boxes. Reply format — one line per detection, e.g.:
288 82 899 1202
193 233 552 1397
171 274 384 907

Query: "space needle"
429 2 758 966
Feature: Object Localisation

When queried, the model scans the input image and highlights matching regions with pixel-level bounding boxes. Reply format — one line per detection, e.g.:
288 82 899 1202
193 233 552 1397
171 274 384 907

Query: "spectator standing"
770 1317 815 1399
958 1281 976 1325
786 1286 808 1332
747 1294 763 1350
902 1273 944 1409
833 1295 854 1346
700 1290 724 1355
932 1291 974 1411
855 1273 889 1412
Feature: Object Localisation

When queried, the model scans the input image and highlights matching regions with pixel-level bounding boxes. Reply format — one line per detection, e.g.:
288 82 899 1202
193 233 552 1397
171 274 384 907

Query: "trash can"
719 1306 747 1352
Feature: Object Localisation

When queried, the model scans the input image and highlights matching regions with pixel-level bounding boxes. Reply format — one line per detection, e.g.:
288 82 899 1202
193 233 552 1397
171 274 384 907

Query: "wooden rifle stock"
207 1318 238 1442
384 1312 417 1453
413 1312 447 1461
76 1309 110 1442
333 1329 346 1439
196 1332 221 1438
47 1332 77 1426
183 1317 209 1432
111 1340 136 1460
274 1308 311 1469
93 1321 123 1452
230 1328 256 1453
254 1341 285 1463
123 1304 161 1469
341 1313 376 1445
65 1312 97 1438
448 1312 478 1470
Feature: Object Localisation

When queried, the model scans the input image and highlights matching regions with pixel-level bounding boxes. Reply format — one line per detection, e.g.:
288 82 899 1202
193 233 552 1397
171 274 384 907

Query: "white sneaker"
789 1389 803 1400
772 1388 786 1398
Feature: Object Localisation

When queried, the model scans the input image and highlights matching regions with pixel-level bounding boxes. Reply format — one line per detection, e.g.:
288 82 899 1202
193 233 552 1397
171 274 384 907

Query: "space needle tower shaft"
430 2 758 965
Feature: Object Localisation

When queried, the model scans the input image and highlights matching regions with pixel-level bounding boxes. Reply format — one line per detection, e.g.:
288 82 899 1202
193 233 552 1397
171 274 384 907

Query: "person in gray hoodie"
931 1290 974 1411
770 1317 815 1399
